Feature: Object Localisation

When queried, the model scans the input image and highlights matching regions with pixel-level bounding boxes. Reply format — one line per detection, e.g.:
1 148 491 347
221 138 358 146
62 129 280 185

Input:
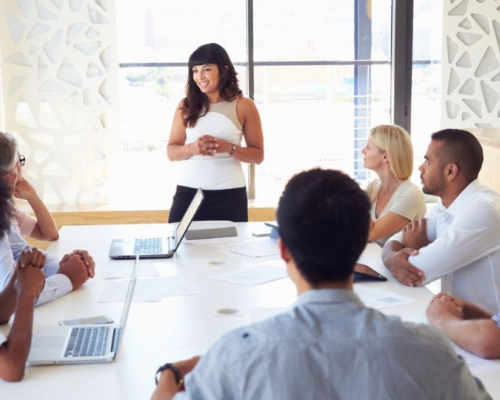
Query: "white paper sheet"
98 277 202 303
454 346 500 374
219 239 280 263
354 286 417 310
100 261 160 279
211 266 288 286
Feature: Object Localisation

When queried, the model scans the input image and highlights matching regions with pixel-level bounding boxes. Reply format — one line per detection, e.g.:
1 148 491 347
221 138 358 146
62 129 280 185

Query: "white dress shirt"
0 227 72 306
390 180 500 314
0 329 6 347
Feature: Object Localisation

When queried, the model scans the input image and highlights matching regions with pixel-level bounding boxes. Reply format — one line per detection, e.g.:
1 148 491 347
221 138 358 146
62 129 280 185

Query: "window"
115 0 396 208
0 1 443 209
411 0 443 169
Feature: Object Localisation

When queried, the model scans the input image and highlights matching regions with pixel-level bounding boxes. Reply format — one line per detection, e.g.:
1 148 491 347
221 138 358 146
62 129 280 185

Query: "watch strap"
156 363 183 388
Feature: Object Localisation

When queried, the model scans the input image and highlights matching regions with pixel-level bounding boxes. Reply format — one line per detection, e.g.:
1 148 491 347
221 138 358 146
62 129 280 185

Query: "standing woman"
167 43 264 223
362 124 426 246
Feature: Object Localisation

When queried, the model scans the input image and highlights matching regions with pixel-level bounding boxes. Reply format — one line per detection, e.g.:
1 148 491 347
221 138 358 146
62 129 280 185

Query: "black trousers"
168 185 248 223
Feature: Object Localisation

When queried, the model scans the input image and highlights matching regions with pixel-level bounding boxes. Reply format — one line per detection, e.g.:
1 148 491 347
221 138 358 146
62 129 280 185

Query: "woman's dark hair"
0 175 13 238
181 43 242 128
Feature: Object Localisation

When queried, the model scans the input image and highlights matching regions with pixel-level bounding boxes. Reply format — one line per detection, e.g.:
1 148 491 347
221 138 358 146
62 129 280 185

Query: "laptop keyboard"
134 237 162 255
65 326 110 358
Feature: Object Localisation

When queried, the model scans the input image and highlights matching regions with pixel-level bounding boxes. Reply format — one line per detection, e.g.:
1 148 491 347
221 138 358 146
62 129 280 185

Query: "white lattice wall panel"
442 0 500 128
0 0 118 204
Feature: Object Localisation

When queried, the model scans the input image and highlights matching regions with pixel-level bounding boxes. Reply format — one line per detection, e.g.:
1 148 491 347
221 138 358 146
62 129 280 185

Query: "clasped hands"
426 293 464 328
58 249 95 291
386 218 430 287
191 135 231 156
15 247 95 293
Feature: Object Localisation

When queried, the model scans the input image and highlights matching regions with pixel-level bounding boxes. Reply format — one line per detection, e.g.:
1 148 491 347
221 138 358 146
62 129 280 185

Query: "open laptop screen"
173 188 204 248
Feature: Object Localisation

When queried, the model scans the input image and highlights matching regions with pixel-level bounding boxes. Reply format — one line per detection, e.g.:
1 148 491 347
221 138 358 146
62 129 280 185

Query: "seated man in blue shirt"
152 168 490 400
427 293 500 359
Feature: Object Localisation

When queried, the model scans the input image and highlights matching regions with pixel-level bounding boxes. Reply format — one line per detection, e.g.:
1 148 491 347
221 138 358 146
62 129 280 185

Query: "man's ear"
278 238 292 263
445 163 458 181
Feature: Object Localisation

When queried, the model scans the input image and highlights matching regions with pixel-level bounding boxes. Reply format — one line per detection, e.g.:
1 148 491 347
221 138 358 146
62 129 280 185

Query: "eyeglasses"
18 154 25 166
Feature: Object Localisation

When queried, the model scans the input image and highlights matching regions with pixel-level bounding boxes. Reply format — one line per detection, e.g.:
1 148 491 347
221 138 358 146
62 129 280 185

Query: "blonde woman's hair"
369 124 413 181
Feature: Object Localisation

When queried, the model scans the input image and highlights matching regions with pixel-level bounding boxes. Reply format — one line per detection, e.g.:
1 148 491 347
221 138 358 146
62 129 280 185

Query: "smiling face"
361 138 385 171
419 140 446 195
191 64 221 100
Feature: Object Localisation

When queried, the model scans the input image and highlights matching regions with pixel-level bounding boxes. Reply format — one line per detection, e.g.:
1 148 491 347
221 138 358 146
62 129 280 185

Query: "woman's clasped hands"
192 135 230 156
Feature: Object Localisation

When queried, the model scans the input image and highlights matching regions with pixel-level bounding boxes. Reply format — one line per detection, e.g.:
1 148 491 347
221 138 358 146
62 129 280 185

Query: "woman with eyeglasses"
167 43 264 223
0 132 59 241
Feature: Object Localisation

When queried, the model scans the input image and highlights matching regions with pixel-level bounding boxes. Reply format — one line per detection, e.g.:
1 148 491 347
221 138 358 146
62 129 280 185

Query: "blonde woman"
362 124 426 246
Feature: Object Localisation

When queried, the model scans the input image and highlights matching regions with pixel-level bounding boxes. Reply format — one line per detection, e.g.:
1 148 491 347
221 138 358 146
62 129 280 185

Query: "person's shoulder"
462 184 500 220
235 96 257 112
396 319 457 351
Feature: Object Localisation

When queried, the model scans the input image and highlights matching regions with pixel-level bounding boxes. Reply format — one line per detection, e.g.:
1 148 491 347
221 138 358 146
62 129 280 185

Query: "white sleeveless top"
178 98 245 190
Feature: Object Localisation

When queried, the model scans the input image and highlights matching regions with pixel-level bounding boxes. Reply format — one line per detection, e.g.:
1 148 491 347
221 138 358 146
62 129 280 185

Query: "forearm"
27 196 59 240
152 370 181 400
167 143 194 161
0 292 37 381
381 240 404 266
463 302 493 320
232 144 264 164
0 273 17 324
35 274 72 306
438 317 500 359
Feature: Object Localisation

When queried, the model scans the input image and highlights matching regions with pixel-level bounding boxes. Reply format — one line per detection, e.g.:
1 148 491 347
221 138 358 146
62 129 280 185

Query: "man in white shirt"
382 129 500 313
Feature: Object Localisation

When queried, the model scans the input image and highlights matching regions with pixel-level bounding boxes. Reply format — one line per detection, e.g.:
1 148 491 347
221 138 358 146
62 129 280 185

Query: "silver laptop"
108 188 204 259
28 255 138 365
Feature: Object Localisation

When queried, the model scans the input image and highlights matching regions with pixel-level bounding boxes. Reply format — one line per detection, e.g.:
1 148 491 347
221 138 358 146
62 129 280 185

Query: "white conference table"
1 221 499 399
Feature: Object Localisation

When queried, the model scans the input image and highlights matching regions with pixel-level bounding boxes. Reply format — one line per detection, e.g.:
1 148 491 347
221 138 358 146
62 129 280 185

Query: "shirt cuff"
491 312 500 329
42 254 61 277
35 274 73 306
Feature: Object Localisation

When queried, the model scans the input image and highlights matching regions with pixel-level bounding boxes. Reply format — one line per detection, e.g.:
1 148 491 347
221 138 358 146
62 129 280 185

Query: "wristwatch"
155 363 183 388
229 144 236 156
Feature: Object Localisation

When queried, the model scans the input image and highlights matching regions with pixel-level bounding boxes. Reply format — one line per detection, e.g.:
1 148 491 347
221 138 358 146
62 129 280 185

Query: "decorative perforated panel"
0 0 118 204
442 0 500 128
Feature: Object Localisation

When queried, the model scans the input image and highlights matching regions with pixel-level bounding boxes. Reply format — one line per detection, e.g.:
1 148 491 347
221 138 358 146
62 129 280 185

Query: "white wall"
442 0 500 128
0 0 119 204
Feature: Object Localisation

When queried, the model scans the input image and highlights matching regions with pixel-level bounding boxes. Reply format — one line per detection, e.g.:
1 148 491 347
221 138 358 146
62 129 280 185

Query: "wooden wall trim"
49 208 276 227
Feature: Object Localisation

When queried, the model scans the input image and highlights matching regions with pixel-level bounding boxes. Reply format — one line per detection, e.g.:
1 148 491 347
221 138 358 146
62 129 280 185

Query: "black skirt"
168 185 248 223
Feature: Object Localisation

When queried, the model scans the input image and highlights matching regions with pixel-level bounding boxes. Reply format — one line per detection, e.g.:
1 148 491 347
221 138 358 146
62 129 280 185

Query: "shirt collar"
295 288 364 307
445 179 480 217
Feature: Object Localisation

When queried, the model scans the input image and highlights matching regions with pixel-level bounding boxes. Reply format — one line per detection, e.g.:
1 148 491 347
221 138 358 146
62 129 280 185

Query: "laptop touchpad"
33 335 66 348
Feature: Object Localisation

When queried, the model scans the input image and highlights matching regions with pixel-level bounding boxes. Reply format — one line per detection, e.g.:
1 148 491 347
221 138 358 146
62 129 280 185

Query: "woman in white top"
362 124 426 246
167 43 264 222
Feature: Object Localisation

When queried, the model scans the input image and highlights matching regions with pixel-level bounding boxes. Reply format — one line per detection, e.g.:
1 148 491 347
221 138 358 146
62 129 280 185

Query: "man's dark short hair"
277 169 371 285
431 129 483 183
